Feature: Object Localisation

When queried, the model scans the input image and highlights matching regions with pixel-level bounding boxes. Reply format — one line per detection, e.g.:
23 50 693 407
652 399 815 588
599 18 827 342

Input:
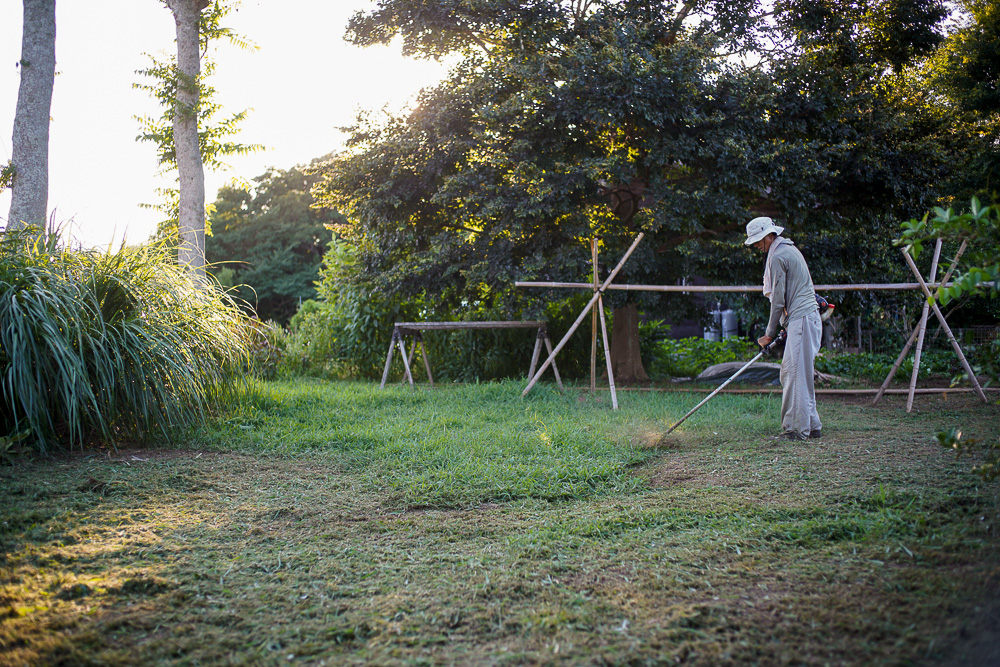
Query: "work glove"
762 330 787 356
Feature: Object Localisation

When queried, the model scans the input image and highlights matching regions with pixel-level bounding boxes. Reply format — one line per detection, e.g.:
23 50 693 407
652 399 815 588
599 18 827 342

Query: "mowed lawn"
2 380 998 666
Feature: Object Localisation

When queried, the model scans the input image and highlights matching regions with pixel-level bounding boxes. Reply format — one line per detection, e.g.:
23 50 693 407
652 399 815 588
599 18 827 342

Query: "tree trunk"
7 0 56 232
165 0 209 278
609 303 649 385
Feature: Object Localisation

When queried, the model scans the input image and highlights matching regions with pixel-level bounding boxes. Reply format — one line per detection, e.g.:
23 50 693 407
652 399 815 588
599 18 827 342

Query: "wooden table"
380 321 564 389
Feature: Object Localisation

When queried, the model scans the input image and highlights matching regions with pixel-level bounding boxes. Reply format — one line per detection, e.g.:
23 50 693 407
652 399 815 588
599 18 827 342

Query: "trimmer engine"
816 295 835 322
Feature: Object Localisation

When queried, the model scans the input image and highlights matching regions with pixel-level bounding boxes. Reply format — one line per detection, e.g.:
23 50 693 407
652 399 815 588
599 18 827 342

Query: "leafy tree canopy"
207 161 340 324
899 196 1000 305
315 0 966 336
927 0 1000 116
916 0 1000 201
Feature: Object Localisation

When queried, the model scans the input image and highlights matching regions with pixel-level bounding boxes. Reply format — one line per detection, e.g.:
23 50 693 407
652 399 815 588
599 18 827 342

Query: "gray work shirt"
764 239 816 339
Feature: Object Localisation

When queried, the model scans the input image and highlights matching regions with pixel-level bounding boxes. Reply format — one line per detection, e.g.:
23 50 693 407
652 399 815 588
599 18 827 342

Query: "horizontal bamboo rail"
515 281 952 293
592 386 999 395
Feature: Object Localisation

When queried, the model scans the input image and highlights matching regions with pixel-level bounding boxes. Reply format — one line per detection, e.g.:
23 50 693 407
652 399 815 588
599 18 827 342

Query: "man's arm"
765 255 786 339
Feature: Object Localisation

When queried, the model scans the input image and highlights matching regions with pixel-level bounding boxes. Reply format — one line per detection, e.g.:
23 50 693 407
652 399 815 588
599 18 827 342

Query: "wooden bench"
379 321 564 389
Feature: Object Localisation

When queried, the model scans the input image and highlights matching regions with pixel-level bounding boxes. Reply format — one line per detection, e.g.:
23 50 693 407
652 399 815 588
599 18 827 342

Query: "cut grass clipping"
1 381 998 666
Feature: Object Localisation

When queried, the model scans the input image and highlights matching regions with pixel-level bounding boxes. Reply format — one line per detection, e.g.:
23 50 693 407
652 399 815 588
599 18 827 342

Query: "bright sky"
0 0 450 248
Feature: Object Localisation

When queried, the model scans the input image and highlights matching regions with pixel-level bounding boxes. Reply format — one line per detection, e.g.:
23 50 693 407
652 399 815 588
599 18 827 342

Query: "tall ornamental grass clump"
0 229 253 452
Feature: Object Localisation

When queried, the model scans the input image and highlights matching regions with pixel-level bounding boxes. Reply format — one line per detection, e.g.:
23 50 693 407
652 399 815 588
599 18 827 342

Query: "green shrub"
283 239 545 382
0 228 253 451
648 336 758 378
280 240 405 379
814 350 959 382
965 337 1000 387
282 299 350 379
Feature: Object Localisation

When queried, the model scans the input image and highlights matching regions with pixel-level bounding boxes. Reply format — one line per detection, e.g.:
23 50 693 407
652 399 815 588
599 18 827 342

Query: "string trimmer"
665 330 786 435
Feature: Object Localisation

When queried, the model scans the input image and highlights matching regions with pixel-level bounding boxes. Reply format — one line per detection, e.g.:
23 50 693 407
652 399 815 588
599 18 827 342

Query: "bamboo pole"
591 238 598 395
901 249 988 403
528 333 543 380
541 331 564 389
928 239 971 341
522 233 645 397
906 238 942 413
871 322 922 406
418 336 434 386
393 321 546 330
515 281 952 293
527 328 564 388
597 294 618 410
872 239 968 405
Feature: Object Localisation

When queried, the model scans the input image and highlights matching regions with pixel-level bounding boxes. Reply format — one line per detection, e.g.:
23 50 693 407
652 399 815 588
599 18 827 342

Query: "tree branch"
441 223 484 235
666 0 700 44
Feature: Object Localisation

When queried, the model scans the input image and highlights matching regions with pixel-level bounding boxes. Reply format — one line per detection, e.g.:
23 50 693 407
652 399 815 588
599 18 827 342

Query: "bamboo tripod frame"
870 241 988 408
521 233 646 408
871 239 966 408
899 246 987 404
906 239 944 412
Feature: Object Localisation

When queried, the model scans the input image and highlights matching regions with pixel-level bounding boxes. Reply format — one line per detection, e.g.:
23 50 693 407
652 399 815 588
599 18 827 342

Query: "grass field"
2 380 998 665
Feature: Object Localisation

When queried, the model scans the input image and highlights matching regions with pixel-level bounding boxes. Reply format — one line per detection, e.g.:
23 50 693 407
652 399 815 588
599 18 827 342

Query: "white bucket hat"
744 216 784 245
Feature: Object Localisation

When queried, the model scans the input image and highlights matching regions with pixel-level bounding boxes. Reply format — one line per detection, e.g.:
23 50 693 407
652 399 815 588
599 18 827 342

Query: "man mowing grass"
746 216 823 440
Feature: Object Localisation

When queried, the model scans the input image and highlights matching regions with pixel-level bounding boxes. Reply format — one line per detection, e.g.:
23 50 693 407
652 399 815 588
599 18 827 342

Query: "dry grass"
1 385 998 666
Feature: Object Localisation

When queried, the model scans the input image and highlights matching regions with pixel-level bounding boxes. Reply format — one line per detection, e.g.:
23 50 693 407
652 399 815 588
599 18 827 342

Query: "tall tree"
137 1 259 275
6 0 56 232
315 0 954 381
165 0 209 276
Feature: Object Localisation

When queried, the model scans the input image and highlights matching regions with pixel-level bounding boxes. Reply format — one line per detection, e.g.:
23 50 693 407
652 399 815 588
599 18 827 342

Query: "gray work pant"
780 311 823 438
